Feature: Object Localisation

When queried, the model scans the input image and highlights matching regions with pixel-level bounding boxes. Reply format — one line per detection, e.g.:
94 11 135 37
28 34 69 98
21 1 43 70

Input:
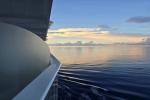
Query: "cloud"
98 25 118 30
118 38 150 45
49 28 100 33
48 41 105 46
48 39 150 46
47 27 150 43
85 41 93 44
75 41 82 45
111 27 118 30
98 25 111 29
141 38 150 44
145 38 150 43
49 32 64 34
126 16 150 23
48 37 150 46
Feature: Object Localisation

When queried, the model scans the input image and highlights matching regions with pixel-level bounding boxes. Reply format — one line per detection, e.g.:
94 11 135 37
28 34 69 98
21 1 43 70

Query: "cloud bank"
126 16 150 23
48 38 150 46
48 41 106 46
47 26 150 43
98 25 118 30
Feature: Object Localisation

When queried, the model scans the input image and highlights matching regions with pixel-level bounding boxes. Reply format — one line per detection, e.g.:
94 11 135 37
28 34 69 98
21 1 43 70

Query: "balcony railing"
13 54 61 100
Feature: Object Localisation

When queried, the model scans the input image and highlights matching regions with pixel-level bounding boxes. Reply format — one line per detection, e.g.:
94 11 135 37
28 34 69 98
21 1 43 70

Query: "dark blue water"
50 46 150 100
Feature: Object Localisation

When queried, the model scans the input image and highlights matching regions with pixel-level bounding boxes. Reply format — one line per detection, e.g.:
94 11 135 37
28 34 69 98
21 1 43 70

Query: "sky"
46 0 150 45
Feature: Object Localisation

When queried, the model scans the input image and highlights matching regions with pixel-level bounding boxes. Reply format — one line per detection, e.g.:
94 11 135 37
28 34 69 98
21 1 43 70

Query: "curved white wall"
0 22 50 100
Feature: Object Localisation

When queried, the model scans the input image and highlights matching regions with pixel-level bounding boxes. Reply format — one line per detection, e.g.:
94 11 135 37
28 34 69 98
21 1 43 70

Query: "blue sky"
47 0 150 45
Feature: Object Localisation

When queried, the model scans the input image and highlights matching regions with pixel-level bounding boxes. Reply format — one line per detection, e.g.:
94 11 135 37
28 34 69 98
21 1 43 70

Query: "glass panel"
45 75 58 100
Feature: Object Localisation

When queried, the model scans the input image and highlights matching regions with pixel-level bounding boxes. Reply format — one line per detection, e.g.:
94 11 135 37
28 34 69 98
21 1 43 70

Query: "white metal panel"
0 22 50 100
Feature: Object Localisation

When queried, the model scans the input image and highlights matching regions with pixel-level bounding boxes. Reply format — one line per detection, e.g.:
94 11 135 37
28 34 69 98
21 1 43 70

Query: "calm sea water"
50 46 150 100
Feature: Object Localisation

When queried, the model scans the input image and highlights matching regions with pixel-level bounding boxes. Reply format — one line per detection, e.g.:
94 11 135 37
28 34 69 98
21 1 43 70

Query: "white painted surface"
0 22 51 100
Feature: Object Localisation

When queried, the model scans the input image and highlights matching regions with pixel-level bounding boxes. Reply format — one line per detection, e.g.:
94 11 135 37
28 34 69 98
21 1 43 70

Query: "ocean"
49 45 150 100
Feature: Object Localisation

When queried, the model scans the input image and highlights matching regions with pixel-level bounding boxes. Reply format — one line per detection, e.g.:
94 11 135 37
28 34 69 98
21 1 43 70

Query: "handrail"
13 54 61 100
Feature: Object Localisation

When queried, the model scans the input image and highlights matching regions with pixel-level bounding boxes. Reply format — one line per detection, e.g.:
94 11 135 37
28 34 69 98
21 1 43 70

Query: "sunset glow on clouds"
47 27 150 44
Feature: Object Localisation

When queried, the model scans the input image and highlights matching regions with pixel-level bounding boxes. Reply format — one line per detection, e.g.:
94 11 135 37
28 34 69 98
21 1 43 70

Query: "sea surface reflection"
49 46 150 100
